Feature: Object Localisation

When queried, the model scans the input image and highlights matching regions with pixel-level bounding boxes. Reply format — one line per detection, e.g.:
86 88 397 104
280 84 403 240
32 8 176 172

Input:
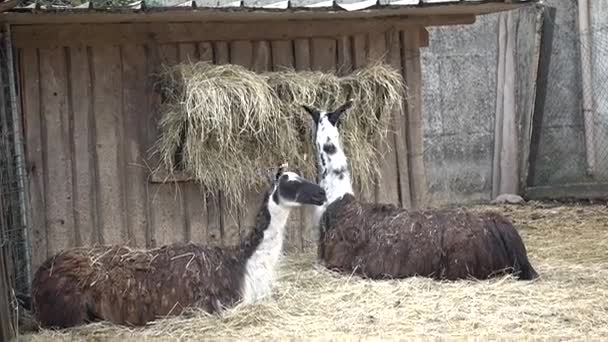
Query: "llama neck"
318 141 354 205
240 194 289 304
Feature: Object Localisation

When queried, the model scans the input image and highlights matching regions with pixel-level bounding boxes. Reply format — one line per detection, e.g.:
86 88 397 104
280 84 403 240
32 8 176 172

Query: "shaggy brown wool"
32 243 248 328
319 194 539 281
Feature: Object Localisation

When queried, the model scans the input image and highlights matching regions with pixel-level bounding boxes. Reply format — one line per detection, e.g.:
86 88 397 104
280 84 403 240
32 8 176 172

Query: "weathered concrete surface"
527 0 589 187
420 14 499 206
591 0 608 180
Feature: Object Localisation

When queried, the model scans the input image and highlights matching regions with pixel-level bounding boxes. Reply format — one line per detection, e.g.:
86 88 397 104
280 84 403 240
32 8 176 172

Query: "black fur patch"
332 166 347 177
241 192 272 261
272 190 280 205
323 143 337 155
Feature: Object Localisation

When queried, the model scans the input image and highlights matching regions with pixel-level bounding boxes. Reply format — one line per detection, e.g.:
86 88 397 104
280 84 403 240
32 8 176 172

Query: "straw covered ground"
20 201 608 341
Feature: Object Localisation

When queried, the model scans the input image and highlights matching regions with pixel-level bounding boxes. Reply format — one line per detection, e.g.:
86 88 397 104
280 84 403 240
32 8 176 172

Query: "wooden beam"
419 27 429 47
0 3 528 25
402 28 428 209
0 0 20 13
11 16 475 49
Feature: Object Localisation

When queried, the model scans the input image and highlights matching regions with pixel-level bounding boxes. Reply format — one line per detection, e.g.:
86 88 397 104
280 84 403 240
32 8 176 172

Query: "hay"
21 202 608 341
153 63 294 210
152 62 404 210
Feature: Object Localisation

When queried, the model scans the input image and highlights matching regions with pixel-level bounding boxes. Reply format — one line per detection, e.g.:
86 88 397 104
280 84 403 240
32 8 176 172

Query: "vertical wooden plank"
293 39 311 71
178 43 208 244
367 31 400 205
214 41 230 65
271 40 294 70
310 38 337 72
242 41 274 246
20 48 47 269
207 41 230 246
67 47 97 247
147 44 187 247
351 34 375 203
206 192 222 246
178 43 197 64
307 38 341 249
388 30 411 208
402 29 428 209
519 9 544 194
229 40 253 67
226 40 254 247
198 42 214 62
293 39 314 250
121 44 150 247
252 41 271 71
90 46 128 245
336 36 353 75
271 40 305 251
0 241 16 340
39 48 75 255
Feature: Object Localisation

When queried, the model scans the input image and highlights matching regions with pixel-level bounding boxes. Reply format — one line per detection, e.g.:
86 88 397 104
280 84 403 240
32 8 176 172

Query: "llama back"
32 243 246 327
89 243 244 325
319 195 537 280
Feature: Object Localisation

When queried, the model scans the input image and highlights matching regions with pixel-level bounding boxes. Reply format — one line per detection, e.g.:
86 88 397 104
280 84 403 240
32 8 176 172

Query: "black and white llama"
31 165 327 328
302 100 539 281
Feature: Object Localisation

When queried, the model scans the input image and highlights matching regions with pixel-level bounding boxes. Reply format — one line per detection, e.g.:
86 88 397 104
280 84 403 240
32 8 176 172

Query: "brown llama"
302 100 539 281
31 165 326 328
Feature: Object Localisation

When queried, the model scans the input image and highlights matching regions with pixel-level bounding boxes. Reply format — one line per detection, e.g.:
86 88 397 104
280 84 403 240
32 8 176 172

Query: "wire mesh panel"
0 25 31 338
590 24 608 182
528 7 608 189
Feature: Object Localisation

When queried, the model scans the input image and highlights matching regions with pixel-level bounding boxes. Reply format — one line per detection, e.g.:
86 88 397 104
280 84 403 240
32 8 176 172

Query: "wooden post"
402 28 428 209
387 28 412 208
519 7 544 194
492 11 520 197
0 245 16 341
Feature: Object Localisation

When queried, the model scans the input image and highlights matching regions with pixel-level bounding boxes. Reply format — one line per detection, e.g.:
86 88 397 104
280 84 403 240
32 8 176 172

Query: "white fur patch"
312 113 354 228
241 198 290 304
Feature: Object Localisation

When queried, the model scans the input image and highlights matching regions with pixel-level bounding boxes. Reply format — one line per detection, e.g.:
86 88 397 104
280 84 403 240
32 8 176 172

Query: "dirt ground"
18 201 608 341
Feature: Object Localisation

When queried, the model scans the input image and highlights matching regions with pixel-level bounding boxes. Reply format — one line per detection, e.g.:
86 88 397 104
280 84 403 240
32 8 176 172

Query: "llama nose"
319 189 327 200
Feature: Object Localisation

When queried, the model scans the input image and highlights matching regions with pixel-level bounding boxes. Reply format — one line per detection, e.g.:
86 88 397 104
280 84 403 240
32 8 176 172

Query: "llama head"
302 99 353 152
268 163 327 208
302 100 353 172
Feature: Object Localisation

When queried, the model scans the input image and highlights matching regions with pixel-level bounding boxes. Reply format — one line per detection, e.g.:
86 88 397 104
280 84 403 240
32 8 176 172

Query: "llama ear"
302 105 320 124
275 162 288 181
327 99 354 127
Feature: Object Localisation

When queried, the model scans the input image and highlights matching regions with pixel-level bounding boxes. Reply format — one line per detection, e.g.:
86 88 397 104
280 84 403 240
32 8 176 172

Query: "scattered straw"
152 62 404 212
21 202 608 341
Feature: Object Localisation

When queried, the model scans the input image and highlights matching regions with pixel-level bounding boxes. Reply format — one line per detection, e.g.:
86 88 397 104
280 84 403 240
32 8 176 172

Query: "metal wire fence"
528 7 608 189
0 26 31 339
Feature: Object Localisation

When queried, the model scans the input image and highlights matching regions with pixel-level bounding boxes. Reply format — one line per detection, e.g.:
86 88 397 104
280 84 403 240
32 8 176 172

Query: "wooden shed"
0 0 534 273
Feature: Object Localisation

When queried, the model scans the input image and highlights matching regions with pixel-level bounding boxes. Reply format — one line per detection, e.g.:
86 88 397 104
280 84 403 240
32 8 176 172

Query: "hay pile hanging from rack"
152 61 404 210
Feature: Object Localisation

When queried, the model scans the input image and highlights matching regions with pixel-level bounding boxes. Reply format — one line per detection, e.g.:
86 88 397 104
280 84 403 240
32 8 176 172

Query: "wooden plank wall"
16 23 421 271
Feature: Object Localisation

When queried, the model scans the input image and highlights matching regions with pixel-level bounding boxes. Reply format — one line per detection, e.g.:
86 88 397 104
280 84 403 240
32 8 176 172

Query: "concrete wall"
420 14 500 205
421 0 608 205
526 0 590 187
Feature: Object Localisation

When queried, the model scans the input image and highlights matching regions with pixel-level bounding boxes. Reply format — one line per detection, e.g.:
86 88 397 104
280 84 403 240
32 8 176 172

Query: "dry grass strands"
153 63 295 212
152 62 404 210
22 202 608 340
